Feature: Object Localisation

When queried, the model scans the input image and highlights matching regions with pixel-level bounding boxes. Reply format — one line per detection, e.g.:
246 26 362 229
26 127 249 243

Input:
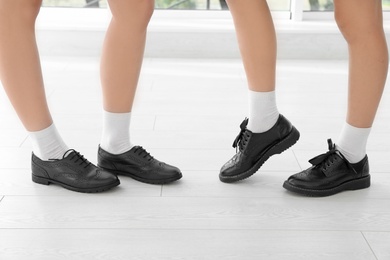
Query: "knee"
0 0 41 25
132 0 154 24
334 9 382 44
334 10 356 42
109 0 154 27
0 0 41 23
23 0 42 22
140 1 155 25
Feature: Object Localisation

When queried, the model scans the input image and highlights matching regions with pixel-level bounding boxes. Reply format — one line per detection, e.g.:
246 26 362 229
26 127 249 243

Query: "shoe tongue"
48 150 75 161
63 149 76 159
134 146 153 161
238 130 251 150
321 153 344 177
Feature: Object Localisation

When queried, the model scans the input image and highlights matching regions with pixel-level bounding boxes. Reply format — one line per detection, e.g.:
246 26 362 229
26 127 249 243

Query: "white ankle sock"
336 123 371 163
247 90 279 133
28 124 69 161
100 111 134 155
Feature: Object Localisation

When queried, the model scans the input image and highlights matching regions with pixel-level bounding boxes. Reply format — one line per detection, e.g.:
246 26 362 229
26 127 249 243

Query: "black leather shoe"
97 146 182 184
32 150 120 193
283 139 370 197
220 114 300 183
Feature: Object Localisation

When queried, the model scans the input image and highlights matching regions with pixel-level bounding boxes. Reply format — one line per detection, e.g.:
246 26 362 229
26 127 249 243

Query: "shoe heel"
32 175 50 185
275 126 300 154
347 175 371 191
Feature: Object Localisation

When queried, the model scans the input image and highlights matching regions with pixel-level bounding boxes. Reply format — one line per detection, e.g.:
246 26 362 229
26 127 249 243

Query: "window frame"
37 0 390 30
292 0 390 21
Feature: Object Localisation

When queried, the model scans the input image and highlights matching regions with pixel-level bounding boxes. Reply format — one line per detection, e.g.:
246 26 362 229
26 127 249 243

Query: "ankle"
28 123 68 160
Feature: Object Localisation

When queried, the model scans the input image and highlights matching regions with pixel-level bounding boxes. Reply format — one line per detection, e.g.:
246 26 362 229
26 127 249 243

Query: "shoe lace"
308 139 356 174
133 146 154 161
232 118 250 153
63 149 91 168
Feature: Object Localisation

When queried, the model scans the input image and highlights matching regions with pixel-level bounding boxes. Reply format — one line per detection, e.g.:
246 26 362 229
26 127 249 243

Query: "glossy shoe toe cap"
97 169 120 185
156 163 183 183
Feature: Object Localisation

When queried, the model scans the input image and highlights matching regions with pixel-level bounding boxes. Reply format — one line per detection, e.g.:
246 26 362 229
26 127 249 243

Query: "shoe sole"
282 175 371 197
98 167 183 185
219 126 300 183
32 174 120 193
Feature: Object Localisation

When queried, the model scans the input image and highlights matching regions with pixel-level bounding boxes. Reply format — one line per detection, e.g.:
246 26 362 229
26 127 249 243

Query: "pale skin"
101 0 154 113
225 0 276 92
0 0 51 131
226 0 388 128
0 1 387 133
0 0 152 132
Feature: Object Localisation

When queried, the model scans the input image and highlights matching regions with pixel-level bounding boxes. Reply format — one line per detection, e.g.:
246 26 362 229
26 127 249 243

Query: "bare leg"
225 0 279 133
219 0 300 183
97 0 182 184
101 0 154 113
334 0 388 128
0 0 120 192
283 0 388 196
333 0 388 163
0 0 52 131
0 0 69 160
225 0 276 92
99 0 154 155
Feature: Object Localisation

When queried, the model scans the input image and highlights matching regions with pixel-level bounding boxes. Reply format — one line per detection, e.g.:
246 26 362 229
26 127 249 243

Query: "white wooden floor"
1 57 390 260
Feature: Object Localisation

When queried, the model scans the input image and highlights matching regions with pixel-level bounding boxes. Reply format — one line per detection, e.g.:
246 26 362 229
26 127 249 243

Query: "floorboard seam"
291 149 303 171
0 228 383 232
361 231 379 260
